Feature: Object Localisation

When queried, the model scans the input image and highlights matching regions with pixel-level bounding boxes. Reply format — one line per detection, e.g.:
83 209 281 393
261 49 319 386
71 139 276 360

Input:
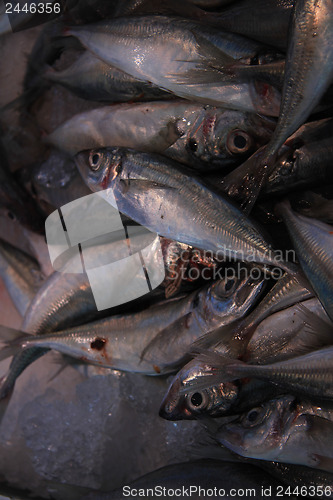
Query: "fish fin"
0 325 31 361
169 64 234 85
296 304 333 343
179 349 245 394
190 28 235 70
140 313 195 363
221 145 274 215
191 322 241 358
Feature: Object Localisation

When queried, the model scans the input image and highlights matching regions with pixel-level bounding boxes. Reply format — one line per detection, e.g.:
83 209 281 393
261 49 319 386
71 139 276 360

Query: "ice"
0 354 205 498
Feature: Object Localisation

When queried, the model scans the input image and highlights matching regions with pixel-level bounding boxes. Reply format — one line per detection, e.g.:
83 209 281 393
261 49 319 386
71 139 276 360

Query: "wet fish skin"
216 395 333 472
65 15 282 115
45 51 172 103
159 297 325 421
75 147 294 272
277 199 333 322
1 271 264 376
264 138 333 196
48 101 275 168
222 0 333 211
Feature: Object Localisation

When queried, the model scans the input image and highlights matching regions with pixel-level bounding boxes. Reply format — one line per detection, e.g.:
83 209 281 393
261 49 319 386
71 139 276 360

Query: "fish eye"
217 276 236 296
89 151 103 171
188 138 198 153
187 391 208 411
242 406 266 428
226 130 252 155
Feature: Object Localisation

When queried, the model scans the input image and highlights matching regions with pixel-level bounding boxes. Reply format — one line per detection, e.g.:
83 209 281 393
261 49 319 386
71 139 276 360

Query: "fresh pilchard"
0 271 264 377
216 395 333 473
65 15 282 115
75 147 296 272
223 0 333 211
47 101 275 168
44 51 172 103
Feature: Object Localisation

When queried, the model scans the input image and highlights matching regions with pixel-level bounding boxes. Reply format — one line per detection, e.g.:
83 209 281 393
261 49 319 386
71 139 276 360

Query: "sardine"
159 298 327 420
65 15 282 115
75 147 296 272
47 101 275 168
0 271 264 378
182 312 333 402
222 0 333 211
276 199 333 322
44 51 172 103
216 395 333 472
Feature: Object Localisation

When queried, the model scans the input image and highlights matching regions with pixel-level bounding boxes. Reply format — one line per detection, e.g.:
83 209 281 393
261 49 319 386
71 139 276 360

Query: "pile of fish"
0 0 333 497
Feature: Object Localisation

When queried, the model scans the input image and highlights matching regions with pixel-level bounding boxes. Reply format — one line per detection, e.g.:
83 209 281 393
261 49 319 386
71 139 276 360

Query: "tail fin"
0 325 30 361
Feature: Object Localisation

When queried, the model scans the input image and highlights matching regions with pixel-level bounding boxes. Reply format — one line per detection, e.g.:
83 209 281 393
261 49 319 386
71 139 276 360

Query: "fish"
159 298 329 420
276 199 333 322
47 101 275 168
65 15 282 115
263 137 333 196
180 311 333 402
215 395 333 473
44 51 172 103
0 270 264 381
75 147 297 273
0 239 44 317
222 0 333 212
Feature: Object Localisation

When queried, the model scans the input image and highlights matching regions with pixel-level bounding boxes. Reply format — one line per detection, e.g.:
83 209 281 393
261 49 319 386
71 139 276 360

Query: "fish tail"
0 325 30 362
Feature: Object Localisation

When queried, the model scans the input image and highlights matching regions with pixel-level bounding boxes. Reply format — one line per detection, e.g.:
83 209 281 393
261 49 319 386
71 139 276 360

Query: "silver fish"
182 312 333 402
277 199 333 322
65 15 282 115
223 0 333 211
44 51 171 103
47 101 275 167
159 298 327 421
75 147 296 273
0 271 264 377
293 192 333 224
216 395 333 473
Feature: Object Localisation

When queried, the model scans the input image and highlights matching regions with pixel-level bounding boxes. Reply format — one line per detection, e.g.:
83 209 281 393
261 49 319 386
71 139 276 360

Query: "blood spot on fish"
153 365 161 374
91 338 107 350
161 215 164 219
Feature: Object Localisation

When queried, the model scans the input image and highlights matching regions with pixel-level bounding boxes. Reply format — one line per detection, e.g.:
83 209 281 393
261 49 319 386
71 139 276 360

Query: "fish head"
184 108 275 168
159 358 239 420
75 147 125 192
209 266 265 320
215 395 297 460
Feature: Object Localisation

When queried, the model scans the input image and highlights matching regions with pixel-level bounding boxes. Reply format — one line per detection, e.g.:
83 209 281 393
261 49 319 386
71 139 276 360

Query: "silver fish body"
75 147 294 272
66 15 282 115
47 101 275 167
8 271 264 376
45 50 171 103
216 395 333 472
